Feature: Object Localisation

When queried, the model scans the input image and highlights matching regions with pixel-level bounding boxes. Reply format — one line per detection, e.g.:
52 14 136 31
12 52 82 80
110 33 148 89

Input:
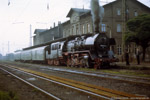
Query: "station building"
33 22 63 45
33 0 150 61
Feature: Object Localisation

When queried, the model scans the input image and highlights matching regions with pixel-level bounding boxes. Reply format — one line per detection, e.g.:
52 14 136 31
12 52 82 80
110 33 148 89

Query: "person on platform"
136 49 140 65
108 49 114 59
125 50 130 65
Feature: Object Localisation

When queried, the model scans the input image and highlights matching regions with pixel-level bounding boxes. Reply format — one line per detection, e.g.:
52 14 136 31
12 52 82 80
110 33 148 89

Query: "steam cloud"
90 0 104 33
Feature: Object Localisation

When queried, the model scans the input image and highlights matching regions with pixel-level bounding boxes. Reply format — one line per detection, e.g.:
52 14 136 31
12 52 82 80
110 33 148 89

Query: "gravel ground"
1 61 150 99
0 68 53 100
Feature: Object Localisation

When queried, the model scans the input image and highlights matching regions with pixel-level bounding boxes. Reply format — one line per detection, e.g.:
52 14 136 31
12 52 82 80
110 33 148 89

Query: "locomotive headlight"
100 45 107 49
99 55 102 57
83 55 89 59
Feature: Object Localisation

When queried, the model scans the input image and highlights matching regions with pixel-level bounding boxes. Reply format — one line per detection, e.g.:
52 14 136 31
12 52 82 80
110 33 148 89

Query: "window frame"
117 8 121 16
117 24 121 32
101 24 106 32
134 10 138 17
117 45 122 55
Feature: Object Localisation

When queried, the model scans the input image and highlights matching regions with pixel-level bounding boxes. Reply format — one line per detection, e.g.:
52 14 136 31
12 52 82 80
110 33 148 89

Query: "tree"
124 14 150 61
0 53 2 60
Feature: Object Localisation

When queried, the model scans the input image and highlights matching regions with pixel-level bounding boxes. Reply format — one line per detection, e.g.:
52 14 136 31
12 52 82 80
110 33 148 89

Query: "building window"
117 8 121 15
126 8 129 20
76 25 78 35
86 23 91 33
72 26 74 35
82 25 85 34
101 24 106 32
117 45 122 55
134 11 138 16
88 24 90 33
86 24 88 33
117 24 121 32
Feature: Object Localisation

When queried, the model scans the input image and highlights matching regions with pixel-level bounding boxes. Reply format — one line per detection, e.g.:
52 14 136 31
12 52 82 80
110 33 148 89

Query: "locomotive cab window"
59 44 61 49
51 43 61 50
51 45 55 50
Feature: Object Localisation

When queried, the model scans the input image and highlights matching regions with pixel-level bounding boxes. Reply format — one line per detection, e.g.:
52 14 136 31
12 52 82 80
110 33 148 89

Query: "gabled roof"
136 0 150 9
34 29 48 34
66 8 90 17
79 0 150 18
103 0 150 10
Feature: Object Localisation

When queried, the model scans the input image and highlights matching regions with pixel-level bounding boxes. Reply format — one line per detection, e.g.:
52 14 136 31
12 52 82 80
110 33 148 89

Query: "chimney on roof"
58 21 61 24
83 5 84 10
54 22 55 28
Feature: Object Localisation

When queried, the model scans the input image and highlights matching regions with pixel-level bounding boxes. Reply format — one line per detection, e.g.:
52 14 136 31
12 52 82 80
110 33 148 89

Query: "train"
14 32 118 69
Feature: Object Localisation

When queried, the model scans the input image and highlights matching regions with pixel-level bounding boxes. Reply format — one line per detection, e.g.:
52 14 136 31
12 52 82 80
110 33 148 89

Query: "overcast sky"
0 0 150 55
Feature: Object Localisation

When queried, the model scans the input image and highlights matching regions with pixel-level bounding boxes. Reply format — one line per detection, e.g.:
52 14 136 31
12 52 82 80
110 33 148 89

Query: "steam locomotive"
14 32 118 69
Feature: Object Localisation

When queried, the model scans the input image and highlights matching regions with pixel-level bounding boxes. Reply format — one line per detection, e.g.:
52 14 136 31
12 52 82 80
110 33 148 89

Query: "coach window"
59 44 61 49
51 45 54 50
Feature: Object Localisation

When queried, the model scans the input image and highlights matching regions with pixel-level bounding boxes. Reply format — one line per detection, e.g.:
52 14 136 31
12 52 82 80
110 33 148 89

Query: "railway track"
3 62 150 86
0 64 145 100
2 62 150 86
44 67 150 86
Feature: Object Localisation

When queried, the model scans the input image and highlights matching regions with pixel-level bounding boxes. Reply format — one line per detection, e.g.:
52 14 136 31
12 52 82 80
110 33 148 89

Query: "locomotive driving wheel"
67 58 71 67
80 57 89 68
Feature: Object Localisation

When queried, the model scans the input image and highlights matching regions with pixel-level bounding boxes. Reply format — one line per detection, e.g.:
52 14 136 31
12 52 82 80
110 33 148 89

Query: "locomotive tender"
14 32 118 69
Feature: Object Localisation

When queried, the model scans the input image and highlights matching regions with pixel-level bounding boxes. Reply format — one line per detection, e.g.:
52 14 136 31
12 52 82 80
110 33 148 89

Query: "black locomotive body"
61 32 117 69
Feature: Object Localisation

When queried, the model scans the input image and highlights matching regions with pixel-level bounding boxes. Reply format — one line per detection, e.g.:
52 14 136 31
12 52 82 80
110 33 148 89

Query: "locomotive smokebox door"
109 38 116 45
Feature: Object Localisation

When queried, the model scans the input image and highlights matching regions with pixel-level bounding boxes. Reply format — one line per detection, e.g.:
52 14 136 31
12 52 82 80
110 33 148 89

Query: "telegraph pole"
29 24 32 46
8 41 10 54
122 0 126 61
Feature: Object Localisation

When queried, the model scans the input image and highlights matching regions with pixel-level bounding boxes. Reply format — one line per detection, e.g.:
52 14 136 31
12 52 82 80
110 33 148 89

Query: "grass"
32 88 39 92
0 91 18 100
101 70 150 78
